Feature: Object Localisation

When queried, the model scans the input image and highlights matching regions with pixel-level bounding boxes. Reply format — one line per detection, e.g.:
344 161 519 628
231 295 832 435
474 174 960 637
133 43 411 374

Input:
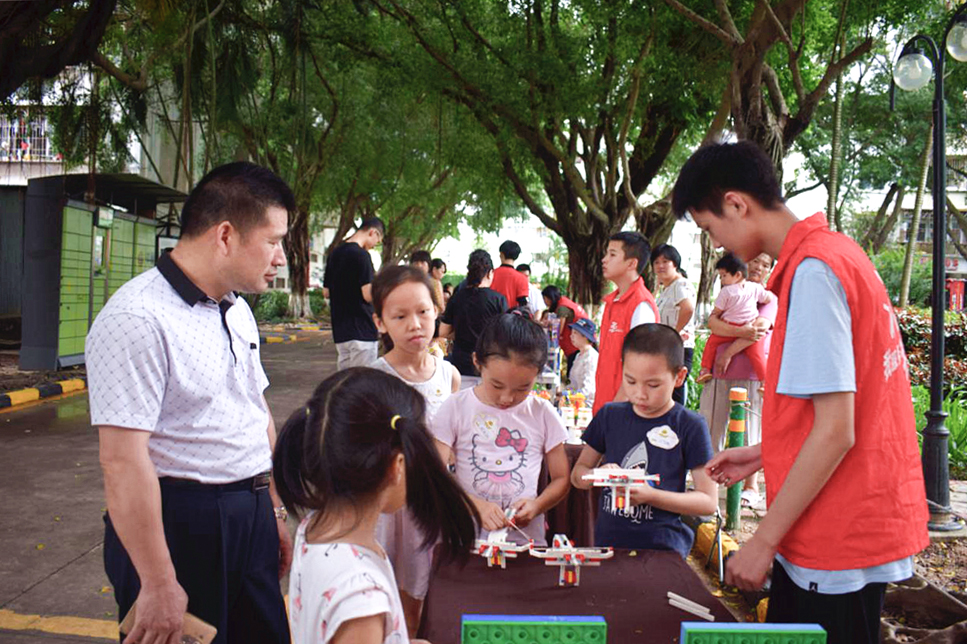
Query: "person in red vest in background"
593 231 658 414
673 141 927 644
490 240 530 309
540 284 589 378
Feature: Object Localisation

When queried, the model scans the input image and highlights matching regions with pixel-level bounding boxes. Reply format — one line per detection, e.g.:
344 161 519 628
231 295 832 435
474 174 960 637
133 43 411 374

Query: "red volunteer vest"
556 296 589 357
764 214 928 569
593 277 658 414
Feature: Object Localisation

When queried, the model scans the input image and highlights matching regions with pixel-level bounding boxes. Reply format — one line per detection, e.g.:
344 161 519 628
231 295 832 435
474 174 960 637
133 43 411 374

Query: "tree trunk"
285 206 313 318
696 231 717 307
862 183 899 250
827 37 846 231
945 195 967 262
872 185 906 254
564 225 612 308
899 123 933 308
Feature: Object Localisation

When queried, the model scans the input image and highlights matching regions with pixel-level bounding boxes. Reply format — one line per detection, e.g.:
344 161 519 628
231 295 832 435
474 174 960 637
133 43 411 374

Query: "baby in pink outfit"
699 252 775 383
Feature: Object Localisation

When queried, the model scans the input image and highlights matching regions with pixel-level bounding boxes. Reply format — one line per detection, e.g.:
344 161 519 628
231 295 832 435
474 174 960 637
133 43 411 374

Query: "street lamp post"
892 5 967 532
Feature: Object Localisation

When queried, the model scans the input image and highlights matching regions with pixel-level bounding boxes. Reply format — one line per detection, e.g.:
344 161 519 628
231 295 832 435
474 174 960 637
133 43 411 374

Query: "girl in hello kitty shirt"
432 313 571 546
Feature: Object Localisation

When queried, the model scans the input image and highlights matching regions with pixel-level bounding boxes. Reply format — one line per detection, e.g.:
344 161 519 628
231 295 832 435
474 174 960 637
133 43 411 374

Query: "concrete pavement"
0 334 336 642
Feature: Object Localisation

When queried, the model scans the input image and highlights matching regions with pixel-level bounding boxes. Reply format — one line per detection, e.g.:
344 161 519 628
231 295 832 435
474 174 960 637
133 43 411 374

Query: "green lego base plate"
680 622 826 643
461 615 607 643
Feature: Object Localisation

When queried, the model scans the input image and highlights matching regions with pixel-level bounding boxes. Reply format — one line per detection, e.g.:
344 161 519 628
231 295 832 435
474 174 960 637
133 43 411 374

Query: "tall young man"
323 217 384 369
593 231 658 414
88 162 294 644
672 141 928 644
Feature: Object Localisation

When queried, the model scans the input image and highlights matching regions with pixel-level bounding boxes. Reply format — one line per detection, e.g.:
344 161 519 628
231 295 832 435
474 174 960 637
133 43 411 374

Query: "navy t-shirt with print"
582 402 713 557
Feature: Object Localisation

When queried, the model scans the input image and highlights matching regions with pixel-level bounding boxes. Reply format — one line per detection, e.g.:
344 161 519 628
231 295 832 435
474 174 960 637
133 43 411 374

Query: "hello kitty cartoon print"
471 427 528 503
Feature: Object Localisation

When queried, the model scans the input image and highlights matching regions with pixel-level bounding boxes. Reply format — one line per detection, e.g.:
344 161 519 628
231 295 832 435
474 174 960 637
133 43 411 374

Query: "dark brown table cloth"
541 442 601 546
419 548 734 643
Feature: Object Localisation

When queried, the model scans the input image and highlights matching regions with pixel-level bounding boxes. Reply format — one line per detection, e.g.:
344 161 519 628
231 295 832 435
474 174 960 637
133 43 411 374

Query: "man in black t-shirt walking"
323 217 384 369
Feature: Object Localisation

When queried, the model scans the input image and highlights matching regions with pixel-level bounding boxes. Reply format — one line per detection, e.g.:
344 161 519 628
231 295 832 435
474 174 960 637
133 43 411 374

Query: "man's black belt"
159 471 271 492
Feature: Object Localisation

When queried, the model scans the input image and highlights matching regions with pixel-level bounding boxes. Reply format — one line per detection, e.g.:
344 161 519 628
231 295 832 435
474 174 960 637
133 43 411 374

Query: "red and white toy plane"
528 533 613 587
581 467 660 515
474 528 531 569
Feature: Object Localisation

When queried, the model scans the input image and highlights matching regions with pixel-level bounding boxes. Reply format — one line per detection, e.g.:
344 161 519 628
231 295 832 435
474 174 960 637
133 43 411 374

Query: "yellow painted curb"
265 336 284 344
59 379 86 393
0 608 116 640
7 388 40 406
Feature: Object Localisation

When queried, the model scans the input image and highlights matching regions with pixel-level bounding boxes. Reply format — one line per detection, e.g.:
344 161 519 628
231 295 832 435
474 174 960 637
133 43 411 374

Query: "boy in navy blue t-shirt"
571 324 717 557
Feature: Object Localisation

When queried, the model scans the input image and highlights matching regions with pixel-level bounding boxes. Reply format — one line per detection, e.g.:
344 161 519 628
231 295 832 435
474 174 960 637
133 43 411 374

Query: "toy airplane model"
581 467 660 515
474 528 531 569
528 534 613 587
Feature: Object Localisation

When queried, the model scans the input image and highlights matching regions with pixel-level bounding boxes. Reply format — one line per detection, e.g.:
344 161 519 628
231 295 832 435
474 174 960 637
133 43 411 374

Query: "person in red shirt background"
540 284 589 378
490 240 530 309
593 231 658 414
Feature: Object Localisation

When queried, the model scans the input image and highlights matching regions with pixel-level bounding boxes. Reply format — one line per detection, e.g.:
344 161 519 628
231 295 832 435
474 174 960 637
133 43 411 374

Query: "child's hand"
628 484 656 506
598 462 621 470
477 500 509 531
510 498 540 527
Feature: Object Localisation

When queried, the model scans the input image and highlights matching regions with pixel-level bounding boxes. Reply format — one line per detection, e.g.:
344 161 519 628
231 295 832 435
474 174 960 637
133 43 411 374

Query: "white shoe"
741 489 760 508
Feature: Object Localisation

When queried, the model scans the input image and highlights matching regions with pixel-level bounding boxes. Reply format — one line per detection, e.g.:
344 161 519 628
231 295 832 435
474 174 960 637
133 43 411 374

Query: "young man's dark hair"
359 217 385 234
621 323 684 372
715 252 748 278
498 240 522 261
180 161 295 238
409 250 432 266
671 141 784 220
516 263 531 274
609 231 651 277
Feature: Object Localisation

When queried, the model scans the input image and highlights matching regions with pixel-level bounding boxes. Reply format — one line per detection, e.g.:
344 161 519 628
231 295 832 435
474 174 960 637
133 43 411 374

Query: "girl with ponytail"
273 368 479 644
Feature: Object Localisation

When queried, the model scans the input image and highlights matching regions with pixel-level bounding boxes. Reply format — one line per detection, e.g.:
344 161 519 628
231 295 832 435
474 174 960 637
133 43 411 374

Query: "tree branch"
661 0 737 46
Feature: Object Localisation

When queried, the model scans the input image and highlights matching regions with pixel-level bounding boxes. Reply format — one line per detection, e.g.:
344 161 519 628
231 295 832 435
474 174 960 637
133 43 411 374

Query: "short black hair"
475 313 548 371
499 240 522 260
609 231 650 276
359 217 385 233
431 258 446 271
671 141 784 219
516 263 531 273
409 250 432 266
715 251 747 278
180 161 295 238
622 323 684 372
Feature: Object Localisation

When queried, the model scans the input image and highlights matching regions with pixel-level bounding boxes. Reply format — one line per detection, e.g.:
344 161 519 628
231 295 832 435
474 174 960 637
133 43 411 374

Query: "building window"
275 277 287 289
0 113 58 162
310 253 319 263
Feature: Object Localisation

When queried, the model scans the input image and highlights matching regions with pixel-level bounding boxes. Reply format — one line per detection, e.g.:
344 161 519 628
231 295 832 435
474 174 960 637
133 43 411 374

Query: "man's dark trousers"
104 479 290 644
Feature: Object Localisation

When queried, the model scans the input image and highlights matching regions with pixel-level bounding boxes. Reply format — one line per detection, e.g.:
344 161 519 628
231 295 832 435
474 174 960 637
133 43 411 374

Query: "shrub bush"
308 289 329 321
872 248 932 307
896 308 967 394
253 290 289 322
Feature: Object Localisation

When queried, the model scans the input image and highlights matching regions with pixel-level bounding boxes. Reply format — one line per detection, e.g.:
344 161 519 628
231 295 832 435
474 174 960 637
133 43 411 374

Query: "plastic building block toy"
580 467 660 515
680 622 826 643
474 527 530 569
528 534 613 587
462 615 606 644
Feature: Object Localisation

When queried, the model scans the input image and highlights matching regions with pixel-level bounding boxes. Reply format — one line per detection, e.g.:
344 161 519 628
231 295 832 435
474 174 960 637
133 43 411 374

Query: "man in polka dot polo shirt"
87 162 293 644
